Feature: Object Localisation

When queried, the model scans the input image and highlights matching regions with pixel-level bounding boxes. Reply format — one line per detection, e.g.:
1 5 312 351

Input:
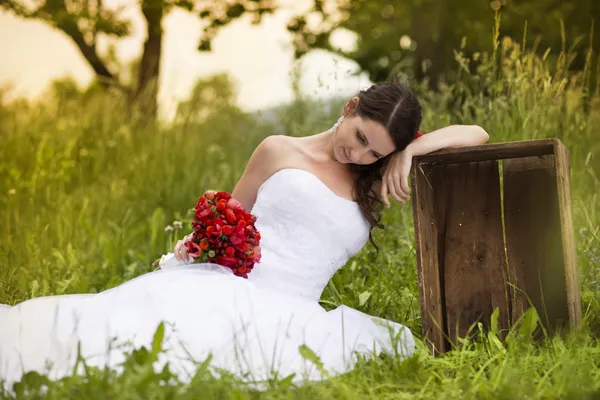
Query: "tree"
287 0 599 89
0 0 277 119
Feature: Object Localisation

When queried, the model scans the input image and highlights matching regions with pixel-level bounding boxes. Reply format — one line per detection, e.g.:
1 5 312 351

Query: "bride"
0 82 489 388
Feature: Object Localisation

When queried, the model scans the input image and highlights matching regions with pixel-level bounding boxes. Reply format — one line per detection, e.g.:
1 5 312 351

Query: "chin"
335 147 350 164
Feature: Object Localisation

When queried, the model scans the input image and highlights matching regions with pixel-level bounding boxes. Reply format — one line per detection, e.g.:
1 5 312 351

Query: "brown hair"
348 82 422 250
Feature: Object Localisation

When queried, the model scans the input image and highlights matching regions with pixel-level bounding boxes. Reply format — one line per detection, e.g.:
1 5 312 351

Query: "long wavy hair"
346 82 423 250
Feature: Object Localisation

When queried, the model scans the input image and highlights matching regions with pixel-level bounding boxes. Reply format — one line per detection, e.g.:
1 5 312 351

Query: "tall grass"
1 30 599 398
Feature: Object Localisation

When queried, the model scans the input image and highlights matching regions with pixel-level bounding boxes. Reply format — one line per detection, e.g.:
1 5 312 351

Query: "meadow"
1 34 599 398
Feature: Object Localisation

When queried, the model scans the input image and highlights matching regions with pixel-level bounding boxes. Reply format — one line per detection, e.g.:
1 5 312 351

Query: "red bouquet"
185 191 261 278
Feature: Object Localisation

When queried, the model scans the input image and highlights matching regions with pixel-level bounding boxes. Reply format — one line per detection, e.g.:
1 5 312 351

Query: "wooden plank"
411 162 447 354
437 161 508 345
413 139 556 165
502 155 570 333
553 141 582 327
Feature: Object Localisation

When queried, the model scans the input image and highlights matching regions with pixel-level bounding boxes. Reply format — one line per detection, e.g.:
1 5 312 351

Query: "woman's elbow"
471 125 489 145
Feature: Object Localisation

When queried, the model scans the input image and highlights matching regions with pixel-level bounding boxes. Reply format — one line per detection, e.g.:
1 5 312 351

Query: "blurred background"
1 0 599 119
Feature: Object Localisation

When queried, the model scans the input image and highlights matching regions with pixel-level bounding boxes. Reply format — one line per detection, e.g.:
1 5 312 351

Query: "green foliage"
288 0 600 89
0 0 276 120
1 32 600 398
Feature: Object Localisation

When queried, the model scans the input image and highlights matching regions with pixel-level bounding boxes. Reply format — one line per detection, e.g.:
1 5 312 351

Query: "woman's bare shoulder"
231 135 294 210
255 134 297 167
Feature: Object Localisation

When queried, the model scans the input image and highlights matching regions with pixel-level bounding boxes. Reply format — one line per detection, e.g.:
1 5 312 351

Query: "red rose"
222 225 233 235
224 208 237 225
230 234 243 245
195 208 211 220
238 242 249 252
215 255 238 268
215 192 231 201
216 200 227 211
225 246 235 256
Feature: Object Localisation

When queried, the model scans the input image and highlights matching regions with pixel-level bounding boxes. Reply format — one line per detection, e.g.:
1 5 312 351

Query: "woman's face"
332 113 396 165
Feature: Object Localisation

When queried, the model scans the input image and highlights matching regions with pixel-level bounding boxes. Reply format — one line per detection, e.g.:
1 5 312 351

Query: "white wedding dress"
0 168 415 388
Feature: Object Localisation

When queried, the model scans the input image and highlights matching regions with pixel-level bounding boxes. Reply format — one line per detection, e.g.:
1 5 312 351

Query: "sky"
0 0 373 119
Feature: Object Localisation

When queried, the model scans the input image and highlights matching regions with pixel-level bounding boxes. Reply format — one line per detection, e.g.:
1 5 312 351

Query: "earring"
332 116 344 132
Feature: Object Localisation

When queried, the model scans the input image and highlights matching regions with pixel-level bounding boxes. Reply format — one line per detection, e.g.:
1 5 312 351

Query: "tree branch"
0 0 127 92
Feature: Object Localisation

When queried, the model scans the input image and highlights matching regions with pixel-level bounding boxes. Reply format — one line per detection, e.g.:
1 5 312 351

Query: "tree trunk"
135 0 164 120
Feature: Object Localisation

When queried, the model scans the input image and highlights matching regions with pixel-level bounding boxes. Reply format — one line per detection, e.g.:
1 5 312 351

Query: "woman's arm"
405 124 489 157
231 135 283 211
380 125 490 207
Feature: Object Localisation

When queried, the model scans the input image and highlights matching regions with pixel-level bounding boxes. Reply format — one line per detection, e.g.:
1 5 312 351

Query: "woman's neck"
302 129 337 163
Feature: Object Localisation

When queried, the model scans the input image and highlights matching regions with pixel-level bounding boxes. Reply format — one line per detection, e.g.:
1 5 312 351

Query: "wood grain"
436 161 508 345
411 138 581 352
411 162 447 354
502 155 570 332
414 139 556 165
553 141 582 327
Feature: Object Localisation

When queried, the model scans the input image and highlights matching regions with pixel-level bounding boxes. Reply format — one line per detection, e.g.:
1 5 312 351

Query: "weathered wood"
503 155 569 332
411 138 581 354
554 141 582 326
411 163 447 354
414 139 555 165
438 161 508 345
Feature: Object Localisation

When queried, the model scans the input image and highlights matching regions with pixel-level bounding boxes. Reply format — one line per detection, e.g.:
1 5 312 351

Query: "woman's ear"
343 96 360 117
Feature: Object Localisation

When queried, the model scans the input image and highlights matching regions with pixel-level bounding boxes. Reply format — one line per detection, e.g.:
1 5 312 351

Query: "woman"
0 82 489 388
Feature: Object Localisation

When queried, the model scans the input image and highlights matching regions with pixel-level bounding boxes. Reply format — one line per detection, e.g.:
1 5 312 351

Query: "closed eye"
356 131 381 159
356 131 366 144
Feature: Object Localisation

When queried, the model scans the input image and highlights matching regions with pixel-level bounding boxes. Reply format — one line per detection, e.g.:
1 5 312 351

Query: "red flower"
224 209 237 225
216 200 227 211
238 242 249 252
230 234 243 245
215 255 238 268
185 241 202 257
185 190 261 278
215 192 232 201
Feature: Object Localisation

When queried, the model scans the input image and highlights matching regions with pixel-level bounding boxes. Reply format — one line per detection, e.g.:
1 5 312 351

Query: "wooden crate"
410 138 581 354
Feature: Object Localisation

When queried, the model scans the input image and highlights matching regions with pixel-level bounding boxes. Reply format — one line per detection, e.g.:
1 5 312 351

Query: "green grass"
1 34 599 398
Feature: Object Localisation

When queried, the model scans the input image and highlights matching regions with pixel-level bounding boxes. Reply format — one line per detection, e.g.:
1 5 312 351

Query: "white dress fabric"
0 168 415 387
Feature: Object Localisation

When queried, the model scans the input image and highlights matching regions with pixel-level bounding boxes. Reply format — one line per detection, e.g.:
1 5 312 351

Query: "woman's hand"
174 232 193 262
380 148 413 208
379 125 490 208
